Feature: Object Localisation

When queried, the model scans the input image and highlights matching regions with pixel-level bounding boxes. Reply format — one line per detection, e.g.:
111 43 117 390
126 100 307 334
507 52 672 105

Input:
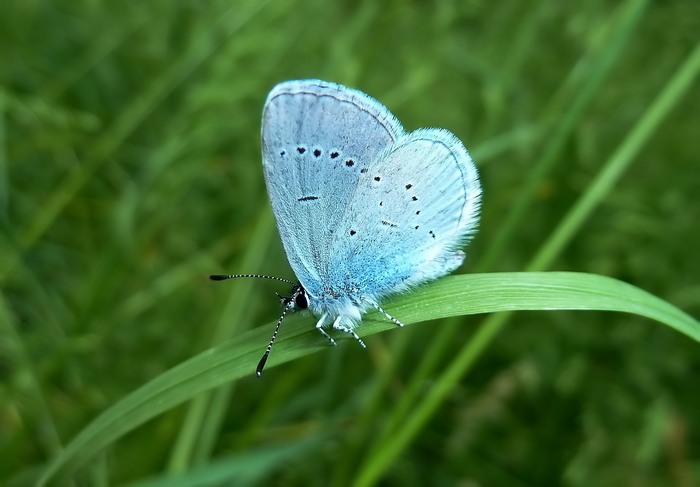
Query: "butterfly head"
277 283 309 312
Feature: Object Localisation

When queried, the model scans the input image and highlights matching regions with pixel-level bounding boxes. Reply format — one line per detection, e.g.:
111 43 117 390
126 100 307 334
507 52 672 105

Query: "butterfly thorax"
309 287 371 329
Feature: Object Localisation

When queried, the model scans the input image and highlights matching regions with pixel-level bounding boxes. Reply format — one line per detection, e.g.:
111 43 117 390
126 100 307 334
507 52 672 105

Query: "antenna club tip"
256 353 269 377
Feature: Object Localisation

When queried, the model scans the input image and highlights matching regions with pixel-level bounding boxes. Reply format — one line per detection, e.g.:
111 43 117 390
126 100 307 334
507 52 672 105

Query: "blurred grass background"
1 0 699 485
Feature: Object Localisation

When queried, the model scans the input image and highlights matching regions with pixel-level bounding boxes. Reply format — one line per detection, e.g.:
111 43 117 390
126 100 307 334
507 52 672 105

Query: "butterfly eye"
295 292 309 309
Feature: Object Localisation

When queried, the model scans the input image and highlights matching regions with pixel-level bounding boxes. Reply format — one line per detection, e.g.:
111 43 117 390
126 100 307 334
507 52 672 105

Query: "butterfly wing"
328 128 482 300
261 80 405 296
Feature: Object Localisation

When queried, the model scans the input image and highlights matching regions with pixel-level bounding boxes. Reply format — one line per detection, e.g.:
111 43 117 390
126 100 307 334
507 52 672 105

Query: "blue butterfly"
212 80 481 376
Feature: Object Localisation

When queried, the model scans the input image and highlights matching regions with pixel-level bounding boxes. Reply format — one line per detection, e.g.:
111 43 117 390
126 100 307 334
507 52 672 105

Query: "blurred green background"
2 0 699 485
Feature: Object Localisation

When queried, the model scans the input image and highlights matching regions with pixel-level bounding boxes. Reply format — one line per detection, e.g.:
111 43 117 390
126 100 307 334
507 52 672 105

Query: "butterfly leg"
315 313 337 346
363 297 405 327
332 316 367 348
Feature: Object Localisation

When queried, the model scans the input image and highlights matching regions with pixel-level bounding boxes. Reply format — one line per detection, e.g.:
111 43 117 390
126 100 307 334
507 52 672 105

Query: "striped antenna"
210 273 300 377
255 297 296 377
209 274 295 285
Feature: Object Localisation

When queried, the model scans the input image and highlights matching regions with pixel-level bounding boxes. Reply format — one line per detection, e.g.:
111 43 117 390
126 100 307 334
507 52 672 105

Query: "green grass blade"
38 272 699 485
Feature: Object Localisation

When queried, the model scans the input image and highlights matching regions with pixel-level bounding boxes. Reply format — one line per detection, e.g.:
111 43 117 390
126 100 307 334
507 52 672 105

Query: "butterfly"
212 80 481 376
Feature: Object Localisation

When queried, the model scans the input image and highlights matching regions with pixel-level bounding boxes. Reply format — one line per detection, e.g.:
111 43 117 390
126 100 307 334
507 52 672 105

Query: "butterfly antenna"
256 300 294 377
210 273 298 376
209 274 295 285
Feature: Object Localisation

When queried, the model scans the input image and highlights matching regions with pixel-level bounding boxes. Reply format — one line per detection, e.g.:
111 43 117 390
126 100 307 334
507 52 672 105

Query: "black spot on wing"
298 196 319 202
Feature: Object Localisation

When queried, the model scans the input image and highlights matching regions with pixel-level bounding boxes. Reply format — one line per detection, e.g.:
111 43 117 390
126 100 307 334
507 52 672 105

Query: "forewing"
262 80 404 295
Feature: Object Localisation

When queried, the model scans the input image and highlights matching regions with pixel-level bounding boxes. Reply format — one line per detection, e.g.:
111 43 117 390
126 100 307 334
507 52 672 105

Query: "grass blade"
39 272 699 485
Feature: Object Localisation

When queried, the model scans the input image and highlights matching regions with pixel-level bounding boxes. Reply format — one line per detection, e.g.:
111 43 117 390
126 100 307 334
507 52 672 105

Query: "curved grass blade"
39 272 700 485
